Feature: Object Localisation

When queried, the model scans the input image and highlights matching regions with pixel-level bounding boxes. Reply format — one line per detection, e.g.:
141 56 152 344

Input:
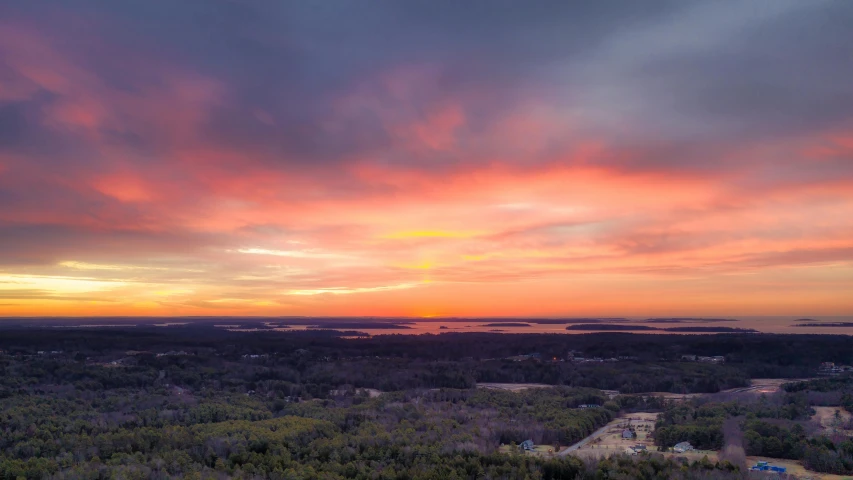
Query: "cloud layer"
1 0 852 317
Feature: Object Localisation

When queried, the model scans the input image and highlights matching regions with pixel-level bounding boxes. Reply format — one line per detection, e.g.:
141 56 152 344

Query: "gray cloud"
0 223 221 266
2 0 851 172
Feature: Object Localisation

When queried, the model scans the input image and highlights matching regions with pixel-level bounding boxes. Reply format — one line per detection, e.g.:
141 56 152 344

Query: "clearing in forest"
812 406 853 436
477 383 556 391
570 412 659 458
744 456 851 480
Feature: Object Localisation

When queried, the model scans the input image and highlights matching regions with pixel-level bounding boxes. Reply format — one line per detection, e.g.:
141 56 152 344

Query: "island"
662 326 757 333
644 318 738 323
794 322 853 328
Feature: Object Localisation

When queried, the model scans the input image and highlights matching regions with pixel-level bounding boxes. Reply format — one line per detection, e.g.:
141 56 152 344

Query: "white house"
673 442 694 453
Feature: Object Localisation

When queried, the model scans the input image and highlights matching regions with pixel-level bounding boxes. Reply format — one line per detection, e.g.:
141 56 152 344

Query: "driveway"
558 422 616 456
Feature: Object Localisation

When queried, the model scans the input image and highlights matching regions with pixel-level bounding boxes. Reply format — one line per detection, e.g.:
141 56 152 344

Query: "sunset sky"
1 1 852 318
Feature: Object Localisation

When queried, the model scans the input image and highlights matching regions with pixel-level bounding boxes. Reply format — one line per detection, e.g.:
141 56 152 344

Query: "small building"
681 355 697 361
622 429 633 439
506 355 530 362
519 440 535 451
578 404 601 409
696 356 724 364
818 362 851 376
749 461 785 473
673 442 693 453
126 350 153 356
632 445 647 451
625 447 637 455
156 350 189 357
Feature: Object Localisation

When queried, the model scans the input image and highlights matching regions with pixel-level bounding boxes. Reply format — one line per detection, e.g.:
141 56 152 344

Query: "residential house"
507 353 542 362
818 362 853 376
673 442 694 453
696 356 725 364
156 351 189 357
506 355 530 362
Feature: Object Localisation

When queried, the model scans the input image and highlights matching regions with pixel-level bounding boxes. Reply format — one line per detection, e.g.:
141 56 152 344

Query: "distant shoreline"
480 322 531 327
566 324 758 333
794 322 853 328
566 324 659 331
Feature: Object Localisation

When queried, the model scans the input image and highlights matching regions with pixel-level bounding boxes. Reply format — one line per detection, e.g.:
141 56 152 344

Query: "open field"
643 379 808 402
477 382 556 392
499 413 661 459
750 378 803 391
480 378 802 399
656 450 719 462
813 406 853 436
643 392 701 401
724 378 809 394
498 444 559 457
356 388 383 398
745 456 853 480
569 412 658 458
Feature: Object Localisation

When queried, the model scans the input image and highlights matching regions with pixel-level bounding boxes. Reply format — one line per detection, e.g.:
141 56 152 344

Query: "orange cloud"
1 22 852 318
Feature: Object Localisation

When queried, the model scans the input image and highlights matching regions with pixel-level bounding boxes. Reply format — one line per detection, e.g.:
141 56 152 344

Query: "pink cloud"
1 19 852 317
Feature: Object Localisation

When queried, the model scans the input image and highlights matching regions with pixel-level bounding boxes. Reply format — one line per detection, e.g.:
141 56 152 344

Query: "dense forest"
2 326 852 478
0 356 735 478
2 327 850 395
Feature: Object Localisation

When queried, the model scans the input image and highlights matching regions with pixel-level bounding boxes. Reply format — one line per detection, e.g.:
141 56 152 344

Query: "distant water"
7 316 853 336
260 316 853 336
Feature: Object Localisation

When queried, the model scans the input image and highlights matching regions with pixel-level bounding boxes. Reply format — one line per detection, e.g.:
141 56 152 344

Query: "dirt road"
560 412 658 457
559 422 616 456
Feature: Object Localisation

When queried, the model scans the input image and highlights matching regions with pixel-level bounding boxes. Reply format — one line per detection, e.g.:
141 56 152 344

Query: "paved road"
558 422 616 456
